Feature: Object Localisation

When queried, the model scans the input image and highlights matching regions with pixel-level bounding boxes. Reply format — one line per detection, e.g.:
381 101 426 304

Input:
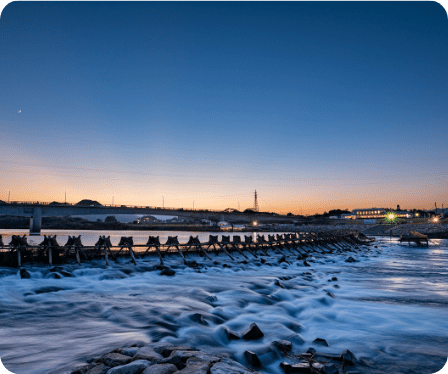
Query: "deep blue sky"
1 2 447 213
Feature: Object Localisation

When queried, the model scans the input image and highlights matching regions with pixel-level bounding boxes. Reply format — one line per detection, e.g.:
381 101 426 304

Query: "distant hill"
75 199 102 206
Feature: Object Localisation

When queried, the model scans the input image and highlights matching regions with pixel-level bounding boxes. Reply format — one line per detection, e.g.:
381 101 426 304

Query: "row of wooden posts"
0 233 370 268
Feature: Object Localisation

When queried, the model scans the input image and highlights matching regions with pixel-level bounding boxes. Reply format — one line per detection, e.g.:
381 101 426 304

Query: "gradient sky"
1 2 447 214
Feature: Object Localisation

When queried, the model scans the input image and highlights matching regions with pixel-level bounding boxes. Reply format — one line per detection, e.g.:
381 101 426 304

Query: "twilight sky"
1 2 447 214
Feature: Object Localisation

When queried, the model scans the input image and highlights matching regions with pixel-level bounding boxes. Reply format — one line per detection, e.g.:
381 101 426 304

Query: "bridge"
0 201 303 234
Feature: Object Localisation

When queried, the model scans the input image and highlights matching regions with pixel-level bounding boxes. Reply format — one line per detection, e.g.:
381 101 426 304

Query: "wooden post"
127 244 137 265
48 247 53 267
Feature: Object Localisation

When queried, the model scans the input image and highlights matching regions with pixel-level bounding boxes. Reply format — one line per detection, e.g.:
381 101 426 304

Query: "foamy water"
0 230 447 374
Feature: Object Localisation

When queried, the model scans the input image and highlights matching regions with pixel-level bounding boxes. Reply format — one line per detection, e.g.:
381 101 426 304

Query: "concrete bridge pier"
30 207 42 235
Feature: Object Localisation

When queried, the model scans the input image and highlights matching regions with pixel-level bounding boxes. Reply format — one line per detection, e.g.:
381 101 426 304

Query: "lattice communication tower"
253 190 259 212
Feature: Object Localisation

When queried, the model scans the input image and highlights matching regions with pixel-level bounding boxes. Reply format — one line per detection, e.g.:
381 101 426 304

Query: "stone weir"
0 232 374 268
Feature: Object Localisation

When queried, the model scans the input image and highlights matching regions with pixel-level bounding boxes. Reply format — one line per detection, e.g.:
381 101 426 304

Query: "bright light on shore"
253 221 258 226
433 217 439 223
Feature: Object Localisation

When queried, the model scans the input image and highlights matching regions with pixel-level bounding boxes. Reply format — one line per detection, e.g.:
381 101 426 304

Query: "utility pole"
253 190 259 212
238 201 240 211
65 191 67 204
193 200 195 210
112 196 114 205
162 196 164 208
8 191 10 203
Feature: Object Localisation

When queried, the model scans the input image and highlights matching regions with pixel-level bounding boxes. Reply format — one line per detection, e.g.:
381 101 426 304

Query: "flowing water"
0 230 447 374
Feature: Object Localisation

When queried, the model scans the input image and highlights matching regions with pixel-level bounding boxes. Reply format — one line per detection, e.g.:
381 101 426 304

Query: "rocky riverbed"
66 336 361 374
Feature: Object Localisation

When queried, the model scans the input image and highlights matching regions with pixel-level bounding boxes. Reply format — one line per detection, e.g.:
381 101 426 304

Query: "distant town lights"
384 212 397 224
253 221 258 226
433 217 439 223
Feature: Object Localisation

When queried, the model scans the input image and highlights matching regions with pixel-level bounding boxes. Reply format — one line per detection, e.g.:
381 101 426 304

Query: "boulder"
303 261 311 267
120 347 139 357
278 256 288 264
206 295 218 303
224 328 240 340
101 353 132 367
133 346 163 362
244 350 261 368
313 338 329 346
161 267 176 276
189 313 208 325
340 349 356 365
169 350 220 364
142 363 177 374
275 340 292 352
86 364 110 374
175 357 211 374
210 358 253 374
106 360 150 374
241 323 264 340
280 361 311 373
321 364 339 374
20 268 31 279
346 257 356 263
274 279 284 288
157 345 198 358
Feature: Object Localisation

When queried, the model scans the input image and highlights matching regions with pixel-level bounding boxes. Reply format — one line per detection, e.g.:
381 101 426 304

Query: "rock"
20 268 31 279
71 364 94 374
321 363 339 374
210 357 253 374
346 257 356 263
154 343 198 357
101 353 132 367
313 338 329 346
155 356 185 370
184 260 198 267
106 360 150 374
244 350 261 368
241 323 264 340
303 261 311 267
169 350 220 364
331 277 338 281
206 295 218 303
306 347 316 355
133 346 163 362
46 272 62 279
275 340 292 352
326 291 336 298
60 270 74 277
120 347 139 357
142 363 177 374
274 279 284 288
189 313 208 325
280 361 310 373
341 349 356 365
260 258 266 264
278 256 288 264
157 345 198 357
86 364 110 374
160 267 176 276
175 357 212 374
224 328 240 340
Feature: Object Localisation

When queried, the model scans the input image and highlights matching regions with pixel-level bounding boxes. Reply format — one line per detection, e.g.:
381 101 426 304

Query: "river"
0 229 447 374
